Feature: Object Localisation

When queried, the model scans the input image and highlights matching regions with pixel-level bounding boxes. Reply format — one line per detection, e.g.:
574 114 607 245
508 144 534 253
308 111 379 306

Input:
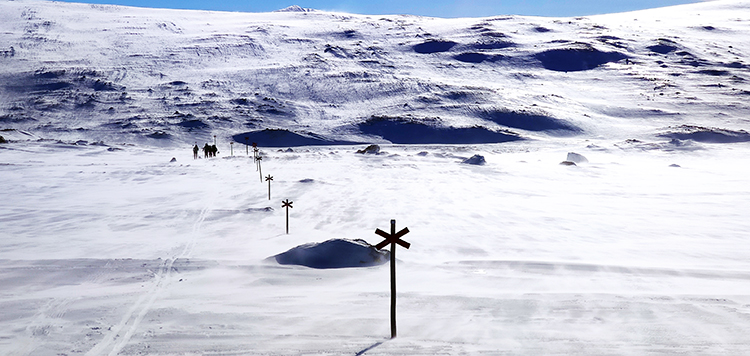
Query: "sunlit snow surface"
2 0 750 355
3 140 750 355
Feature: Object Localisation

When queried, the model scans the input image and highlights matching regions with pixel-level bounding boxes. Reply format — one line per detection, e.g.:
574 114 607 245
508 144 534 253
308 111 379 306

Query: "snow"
272 238 389 268
1 0 750 355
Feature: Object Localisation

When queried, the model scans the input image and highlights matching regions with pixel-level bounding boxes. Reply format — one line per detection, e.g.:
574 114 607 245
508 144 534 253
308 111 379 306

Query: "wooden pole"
390 219 397 339
265 175 273 200
281 199 293 234
257 157 263 182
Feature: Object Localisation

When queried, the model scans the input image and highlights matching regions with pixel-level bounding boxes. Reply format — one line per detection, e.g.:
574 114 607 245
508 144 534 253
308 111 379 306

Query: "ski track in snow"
85 199 213 356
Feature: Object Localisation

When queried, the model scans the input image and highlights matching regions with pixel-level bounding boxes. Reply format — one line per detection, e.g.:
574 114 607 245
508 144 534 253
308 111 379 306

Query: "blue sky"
55 0 705 18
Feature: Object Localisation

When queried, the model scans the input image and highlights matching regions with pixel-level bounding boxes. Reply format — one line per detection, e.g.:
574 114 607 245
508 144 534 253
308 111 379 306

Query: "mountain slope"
0 0 748 146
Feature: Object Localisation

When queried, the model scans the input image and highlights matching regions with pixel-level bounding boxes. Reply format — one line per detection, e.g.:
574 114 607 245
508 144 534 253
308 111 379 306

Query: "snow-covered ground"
2 0 750 355
3 140 750 355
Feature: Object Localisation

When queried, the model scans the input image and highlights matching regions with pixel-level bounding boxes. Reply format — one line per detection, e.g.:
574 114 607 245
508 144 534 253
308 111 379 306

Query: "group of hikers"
192 143 219 159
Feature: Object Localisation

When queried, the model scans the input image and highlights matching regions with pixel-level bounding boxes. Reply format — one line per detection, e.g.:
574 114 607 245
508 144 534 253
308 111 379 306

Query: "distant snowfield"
2 0 750 355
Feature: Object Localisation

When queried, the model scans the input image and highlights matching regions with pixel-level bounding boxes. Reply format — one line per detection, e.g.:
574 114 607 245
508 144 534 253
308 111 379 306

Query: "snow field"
2 139 750 354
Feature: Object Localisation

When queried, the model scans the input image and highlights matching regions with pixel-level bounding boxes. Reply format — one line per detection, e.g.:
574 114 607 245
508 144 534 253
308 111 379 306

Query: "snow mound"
566 152 588 164
658 125 750 143
274 5 314 13
272 238 389 269
231 129 361 147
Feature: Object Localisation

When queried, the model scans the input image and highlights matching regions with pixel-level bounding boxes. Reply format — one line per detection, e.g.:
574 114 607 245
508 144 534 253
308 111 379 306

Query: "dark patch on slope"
453 53 504 64
232 129 361 147
357 116 521 144
413 40 458 54
535 44 628 71
467 39 514 50
658 125 750 143
648 38 679 54
478 109 581 133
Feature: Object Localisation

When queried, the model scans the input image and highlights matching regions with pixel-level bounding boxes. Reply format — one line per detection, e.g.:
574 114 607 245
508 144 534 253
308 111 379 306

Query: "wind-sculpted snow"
357 116 522 144
478 109 580 133
534 44 629 72
272 238 389 269
659 125 750 143
0 0 748 147
231 128 362 147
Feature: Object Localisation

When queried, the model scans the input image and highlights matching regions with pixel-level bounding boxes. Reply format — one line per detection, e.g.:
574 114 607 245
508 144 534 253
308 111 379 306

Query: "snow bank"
272 238 389 269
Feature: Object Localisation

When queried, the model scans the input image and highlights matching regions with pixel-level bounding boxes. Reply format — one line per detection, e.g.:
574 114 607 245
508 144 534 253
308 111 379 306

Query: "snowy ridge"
0 0 748 147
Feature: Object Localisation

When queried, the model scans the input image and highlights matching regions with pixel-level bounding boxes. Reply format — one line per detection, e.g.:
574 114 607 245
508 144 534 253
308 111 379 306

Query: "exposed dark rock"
356 144 381 154
462 154 486 165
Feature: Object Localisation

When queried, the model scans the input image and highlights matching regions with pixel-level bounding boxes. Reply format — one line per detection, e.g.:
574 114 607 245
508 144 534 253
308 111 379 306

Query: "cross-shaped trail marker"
281 199 293 234
253 146 260 171
257 156 263 182
374 219 410 339
265 175 273 200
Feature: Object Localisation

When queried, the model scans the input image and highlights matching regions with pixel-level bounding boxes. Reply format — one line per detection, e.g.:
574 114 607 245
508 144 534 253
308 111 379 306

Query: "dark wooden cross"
281 199 293 234
374 219 410 339
265 175 273 200
256 156 263 182
253 147 260 171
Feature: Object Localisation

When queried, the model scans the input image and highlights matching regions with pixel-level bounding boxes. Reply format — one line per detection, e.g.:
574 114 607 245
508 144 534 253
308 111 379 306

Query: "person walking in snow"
203 143 210 158
210 144 218 157
193 144 199 159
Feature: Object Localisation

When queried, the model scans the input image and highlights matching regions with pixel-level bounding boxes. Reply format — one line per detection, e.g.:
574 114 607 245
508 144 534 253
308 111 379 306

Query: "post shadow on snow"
357 116 522 144
355 340 386 356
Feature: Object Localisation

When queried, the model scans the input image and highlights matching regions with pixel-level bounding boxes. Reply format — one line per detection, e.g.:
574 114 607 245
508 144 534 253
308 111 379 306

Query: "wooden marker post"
257 156 263 182
213 135 217 146
265 175 273 200
254 147 260 171
230 142 234 156
281 199 293 234
374 219 410 339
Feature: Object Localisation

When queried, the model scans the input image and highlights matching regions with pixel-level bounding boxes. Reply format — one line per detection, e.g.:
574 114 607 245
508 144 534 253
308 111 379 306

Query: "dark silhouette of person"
203 143 210 158
193 144 199 159
210 144 218 157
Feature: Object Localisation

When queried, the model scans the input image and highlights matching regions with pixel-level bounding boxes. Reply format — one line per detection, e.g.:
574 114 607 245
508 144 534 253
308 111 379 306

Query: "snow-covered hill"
1 0 748 147
2 2 750 355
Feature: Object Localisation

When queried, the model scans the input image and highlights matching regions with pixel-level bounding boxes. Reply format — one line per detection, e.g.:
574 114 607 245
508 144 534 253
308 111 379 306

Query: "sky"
53 0 708 18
